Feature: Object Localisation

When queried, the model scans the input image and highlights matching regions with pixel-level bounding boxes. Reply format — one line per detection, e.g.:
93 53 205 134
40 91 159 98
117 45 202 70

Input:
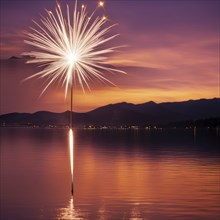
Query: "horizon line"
0 97 218 116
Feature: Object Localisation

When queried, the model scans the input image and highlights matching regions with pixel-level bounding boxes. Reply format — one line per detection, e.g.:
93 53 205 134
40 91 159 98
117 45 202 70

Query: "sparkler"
23 0 125 195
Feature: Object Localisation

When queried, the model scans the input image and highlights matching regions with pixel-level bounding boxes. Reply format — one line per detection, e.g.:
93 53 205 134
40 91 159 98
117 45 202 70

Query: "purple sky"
0 0 219 114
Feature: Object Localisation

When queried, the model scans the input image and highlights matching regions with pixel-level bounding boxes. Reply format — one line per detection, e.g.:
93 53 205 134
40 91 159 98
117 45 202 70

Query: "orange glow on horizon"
46 86 218 113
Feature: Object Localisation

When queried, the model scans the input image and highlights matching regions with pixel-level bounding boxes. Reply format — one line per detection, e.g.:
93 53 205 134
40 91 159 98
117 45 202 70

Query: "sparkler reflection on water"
69 129 74 194
57 198 82 220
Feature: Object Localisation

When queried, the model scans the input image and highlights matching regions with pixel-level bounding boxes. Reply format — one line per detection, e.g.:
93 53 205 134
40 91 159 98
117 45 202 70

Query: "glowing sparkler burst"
23 0 125 97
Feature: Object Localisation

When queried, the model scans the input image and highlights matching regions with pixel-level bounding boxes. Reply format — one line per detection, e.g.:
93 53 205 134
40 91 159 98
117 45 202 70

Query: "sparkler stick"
23 0 125 195
70 77 73 194
70 79 73 130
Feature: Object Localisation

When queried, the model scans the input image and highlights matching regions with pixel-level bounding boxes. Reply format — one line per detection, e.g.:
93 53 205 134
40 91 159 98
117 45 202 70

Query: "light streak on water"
69 128 74 193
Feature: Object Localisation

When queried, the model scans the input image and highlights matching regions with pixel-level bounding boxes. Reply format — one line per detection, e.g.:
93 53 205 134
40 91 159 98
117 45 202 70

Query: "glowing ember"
99 1 104 7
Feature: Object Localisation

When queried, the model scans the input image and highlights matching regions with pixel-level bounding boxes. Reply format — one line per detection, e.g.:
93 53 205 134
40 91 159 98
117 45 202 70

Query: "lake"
1 128 219 220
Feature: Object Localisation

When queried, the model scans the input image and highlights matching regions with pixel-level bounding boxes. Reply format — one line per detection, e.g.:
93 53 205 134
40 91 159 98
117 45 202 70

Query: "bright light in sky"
67 52 79 66
99 1 104 7
23 1 125 97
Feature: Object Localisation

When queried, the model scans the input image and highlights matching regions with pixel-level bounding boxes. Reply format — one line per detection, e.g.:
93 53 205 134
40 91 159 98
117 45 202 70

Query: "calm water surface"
1 128 220 220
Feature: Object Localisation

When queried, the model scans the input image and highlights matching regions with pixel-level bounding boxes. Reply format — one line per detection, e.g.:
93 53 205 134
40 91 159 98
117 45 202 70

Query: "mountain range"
0 98 219 127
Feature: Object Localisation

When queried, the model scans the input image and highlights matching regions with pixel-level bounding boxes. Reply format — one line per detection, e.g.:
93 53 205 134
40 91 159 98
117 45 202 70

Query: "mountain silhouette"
0 98 219 127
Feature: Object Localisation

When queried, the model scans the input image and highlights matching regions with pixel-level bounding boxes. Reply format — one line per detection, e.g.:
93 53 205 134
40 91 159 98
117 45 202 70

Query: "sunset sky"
0 0 219 114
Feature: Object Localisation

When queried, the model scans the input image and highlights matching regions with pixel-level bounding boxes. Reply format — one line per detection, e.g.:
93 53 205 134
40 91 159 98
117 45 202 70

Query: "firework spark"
23 0 125 97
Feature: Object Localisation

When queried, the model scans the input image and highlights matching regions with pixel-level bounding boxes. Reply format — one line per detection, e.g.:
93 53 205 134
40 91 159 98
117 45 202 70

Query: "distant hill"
0 98 219 127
